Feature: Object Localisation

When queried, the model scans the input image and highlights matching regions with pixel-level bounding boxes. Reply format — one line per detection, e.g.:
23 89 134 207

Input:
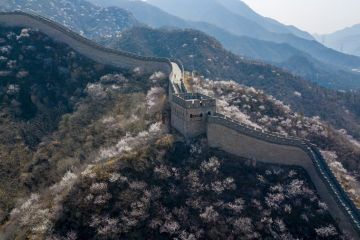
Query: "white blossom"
16 28 30 40
146 87 166 114
315 225 337 237
199 206 219 223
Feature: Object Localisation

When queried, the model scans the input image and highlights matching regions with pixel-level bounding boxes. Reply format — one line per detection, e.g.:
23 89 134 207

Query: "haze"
241 0 360 34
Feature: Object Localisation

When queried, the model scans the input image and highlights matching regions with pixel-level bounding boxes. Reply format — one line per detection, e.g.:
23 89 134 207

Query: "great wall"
1 11 360 239
0 11 178 75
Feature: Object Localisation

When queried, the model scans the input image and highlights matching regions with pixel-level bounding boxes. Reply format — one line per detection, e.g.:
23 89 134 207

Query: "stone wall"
171 102 187 136
171 102 216 138
0 12 172 75
171 93 216 138
207 113 360 239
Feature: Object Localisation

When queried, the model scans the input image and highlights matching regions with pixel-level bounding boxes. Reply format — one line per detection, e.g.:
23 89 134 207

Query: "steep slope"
317 24 360 57
101 27 360 139
0 24 163 225
0 0 139 39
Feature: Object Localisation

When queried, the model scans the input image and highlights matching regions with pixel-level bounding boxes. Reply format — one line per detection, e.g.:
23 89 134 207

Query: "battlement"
171 93 216 138
172 93 216 108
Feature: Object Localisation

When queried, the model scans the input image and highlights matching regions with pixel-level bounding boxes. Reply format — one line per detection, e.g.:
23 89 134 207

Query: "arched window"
190 114 193 119
208 111 212 116
200 113 203 118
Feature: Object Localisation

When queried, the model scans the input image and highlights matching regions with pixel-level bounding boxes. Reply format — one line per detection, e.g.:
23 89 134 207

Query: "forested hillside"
3 1 358 145
0 25 159 226
101 27 360 140
0 23 354 240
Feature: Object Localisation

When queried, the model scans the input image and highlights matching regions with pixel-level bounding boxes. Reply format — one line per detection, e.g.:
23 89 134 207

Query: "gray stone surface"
171 93 216 138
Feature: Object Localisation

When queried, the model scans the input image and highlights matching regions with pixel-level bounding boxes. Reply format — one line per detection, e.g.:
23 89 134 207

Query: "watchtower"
171 93 216 138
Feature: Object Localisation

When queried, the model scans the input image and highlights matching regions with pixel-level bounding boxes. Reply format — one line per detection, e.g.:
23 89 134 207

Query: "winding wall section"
0 11 173 75
207 113 360 239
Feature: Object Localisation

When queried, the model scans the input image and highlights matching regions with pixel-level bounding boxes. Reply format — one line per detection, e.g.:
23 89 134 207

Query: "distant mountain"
2 0 359 90
89 0 191 29
0 0 139 39
148 0 290 40
316 24 360 57
86 0 360 90
2 0 360 93
147 0 360 74
89 0 300 62
101 26 360 138
215 0 314 40
279 54 360 90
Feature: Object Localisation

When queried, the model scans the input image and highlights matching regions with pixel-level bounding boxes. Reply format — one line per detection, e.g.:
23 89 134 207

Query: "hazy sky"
241 0 360 34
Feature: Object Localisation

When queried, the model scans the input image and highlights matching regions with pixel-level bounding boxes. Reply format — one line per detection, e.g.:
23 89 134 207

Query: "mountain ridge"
317 23 360 57
4 0 360 90
216 0 314 40
101 26 360 139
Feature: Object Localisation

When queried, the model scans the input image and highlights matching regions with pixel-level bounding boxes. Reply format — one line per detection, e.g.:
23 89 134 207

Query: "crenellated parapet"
209 113 306 146
172 93 216 108
171 93 216 138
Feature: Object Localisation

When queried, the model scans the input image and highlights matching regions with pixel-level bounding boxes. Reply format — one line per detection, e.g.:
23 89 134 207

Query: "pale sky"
241 0 360 34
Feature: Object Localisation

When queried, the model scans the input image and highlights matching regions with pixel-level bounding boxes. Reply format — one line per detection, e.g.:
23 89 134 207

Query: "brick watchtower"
171 93 216 138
